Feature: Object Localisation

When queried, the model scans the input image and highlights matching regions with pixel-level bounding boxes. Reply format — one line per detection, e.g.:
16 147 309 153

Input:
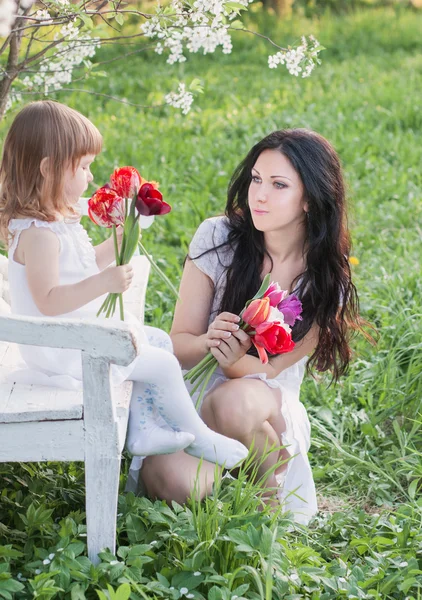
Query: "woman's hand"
206 312 252 368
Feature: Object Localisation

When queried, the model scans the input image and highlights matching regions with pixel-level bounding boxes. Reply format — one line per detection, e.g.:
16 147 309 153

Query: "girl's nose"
87 170 94 183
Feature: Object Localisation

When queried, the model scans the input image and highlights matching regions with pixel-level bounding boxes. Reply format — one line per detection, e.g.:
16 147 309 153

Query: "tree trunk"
0 12 25 121
261 0 293 16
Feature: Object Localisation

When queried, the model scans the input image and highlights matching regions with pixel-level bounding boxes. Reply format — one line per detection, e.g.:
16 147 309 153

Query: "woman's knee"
205 381 264 437
141 454 214 505
141 455 192 504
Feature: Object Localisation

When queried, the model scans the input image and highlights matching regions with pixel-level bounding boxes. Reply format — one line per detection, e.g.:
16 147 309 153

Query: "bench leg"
85 455 121 564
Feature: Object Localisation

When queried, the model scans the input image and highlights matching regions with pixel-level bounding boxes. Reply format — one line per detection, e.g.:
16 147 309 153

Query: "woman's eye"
251 175 261 183
274 181 286 189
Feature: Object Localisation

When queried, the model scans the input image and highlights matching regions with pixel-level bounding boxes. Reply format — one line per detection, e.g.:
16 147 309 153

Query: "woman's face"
248 149 307 234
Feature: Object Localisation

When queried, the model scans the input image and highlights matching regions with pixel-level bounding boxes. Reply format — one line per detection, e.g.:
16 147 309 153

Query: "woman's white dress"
185 216 317 524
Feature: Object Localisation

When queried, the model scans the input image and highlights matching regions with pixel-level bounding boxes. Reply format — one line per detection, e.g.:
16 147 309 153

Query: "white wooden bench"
0 249 150 564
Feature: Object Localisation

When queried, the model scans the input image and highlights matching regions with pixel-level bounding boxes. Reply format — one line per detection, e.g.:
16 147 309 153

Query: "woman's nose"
257 187 268 203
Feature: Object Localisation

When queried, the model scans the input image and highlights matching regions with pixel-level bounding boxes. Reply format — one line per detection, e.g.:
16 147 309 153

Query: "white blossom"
0 0 17 37
268 35 322 79
35 10 53 23
165 83 194 114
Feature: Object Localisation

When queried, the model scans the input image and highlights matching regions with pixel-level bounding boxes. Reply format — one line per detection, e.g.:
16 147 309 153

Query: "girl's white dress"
186 216 317 524
7 216 150 389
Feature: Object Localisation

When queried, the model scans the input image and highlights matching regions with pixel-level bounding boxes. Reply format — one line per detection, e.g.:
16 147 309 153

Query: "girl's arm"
21 226 132 316
94 226 124 271
221 323 320 379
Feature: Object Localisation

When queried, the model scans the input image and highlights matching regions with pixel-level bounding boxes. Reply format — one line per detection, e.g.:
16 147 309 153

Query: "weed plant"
0 6 421 599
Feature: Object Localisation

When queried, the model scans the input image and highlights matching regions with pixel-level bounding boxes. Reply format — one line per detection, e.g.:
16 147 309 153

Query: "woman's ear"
40 157 51 178
303 201 309 214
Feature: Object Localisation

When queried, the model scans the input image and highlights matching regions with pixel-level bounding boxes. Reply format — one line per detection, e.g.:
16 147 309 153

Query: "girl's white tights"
126 336 248 469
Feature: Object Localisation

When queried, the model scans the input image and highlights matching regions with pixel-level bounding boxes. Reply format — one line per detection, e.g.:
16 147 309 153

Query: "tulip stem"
112 225 125 322
188 356 216 384
195 362 219 410
184 352 215 381
138 241 180 300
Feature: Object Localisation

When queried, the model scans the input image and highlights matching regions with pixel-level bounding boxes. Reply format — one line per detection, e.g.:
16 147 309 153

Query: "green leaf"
189 79 204 94
224 1 247 12
79 14 94 30
408 478 419 500
115 583 131 600
252 273 271 300
114 12 125 26
71 584 88 600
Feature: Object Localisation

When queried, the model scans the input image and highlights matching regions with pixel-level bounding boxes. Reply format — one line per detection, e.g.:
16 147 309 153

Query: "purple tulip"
277 294 303 327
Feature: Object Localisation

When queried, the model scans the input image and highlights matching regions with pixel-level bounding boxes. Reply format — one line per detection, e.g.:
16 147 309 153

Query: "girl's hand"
100 264 133 293
206 312 252 368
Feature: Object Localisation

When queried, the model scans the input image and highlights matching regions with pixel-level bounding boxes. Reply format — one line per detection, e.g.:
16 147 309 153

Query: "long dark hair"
195 129 366 381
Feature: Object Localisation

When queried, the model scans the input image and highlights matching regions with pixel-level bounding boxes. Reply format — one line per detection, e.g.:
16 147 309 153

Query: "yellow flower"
349 256 359 266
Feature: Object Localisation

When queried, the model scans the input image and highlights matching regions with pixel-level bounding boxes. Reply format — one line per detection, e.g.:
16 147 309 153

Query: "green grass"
0 6 421 598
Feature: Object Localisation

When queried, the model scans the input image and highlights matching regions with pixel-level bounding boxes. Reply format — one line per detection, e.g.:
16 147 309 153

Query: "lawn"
0 6 421 598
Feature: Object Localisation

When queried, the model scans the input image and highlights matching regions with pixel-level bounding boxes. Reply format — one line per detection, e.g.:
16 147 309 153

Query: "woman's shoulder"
190 215 231 253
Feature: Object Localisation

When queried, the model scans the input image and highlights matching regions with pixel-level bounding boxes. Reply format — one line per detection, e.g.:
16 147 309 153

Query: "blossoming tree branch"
0 0 323 120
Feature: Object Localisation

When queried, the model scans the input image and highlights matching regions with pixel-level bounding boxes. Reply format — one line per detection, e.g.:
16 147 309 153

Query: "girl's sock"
126 387 195 456
129 347 248 468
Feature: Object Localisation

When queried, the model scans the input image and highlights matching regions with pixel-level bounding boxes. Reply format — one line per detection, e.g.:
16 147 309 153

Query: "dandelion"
48 553 55 560
194 571 201 576
399 561 408 567
349 256 359 265
180 587 189 595
43 559 50 565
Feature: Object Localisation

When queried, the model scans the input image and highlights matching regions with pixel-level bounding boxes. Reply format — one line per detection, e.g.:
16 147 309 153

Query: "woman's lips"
253 209 269 215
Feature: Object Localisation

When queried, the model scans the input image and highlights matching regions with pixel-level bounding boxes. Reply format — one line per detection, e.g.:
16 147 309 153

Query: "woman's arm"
171 259 252 370
221 323 320 379
21 226 132 316
94 226 124 271
170 259 215 369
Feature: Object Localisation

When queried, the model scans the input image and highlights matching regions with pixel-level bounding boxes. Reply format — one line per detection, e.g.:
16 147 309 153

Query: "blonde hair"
0 100 102 244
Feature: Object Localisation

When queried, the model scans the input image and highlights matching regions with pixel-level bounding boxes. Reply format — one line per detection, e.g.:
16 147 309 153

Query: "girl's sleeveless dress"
186 216 317 524
6 216 154 389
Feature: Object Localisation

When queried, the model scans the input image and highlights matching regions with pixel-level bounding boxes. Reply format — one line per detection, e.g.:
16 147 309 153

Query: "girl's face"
63 154 96 203
248 149 307 234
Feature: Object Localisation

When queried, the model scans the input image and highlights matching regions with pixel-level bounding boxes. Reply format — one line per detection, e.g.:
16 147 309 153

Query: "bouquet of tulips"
184 274 303 408
88 166 178 320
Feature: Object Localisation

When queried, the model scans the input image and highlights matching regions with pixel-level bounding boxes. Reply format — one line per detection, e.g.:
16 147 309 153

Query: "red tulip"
136 182 171 216
88 185 125 227
242 297 270 328
110 166 142 199
253 321 295 364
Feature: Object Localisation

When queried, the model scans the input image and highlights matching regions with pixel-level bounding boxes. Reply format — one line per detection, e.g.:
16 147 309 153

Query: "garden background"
0 2 421 598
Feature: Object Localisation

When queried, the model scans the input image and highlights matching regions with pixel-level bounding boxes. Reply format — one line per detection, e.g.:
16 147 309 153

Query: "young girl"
139 129 365 524
0 100 248 469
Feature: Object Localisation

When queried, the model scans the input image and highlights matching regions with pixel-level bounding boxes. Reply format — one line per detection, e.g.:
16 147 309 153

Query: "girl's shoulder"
8 217 67 235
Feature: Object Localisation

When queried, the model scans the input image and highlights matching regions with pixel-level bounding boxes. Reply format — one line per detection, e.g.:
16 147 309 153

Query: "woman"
138 128 363 524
